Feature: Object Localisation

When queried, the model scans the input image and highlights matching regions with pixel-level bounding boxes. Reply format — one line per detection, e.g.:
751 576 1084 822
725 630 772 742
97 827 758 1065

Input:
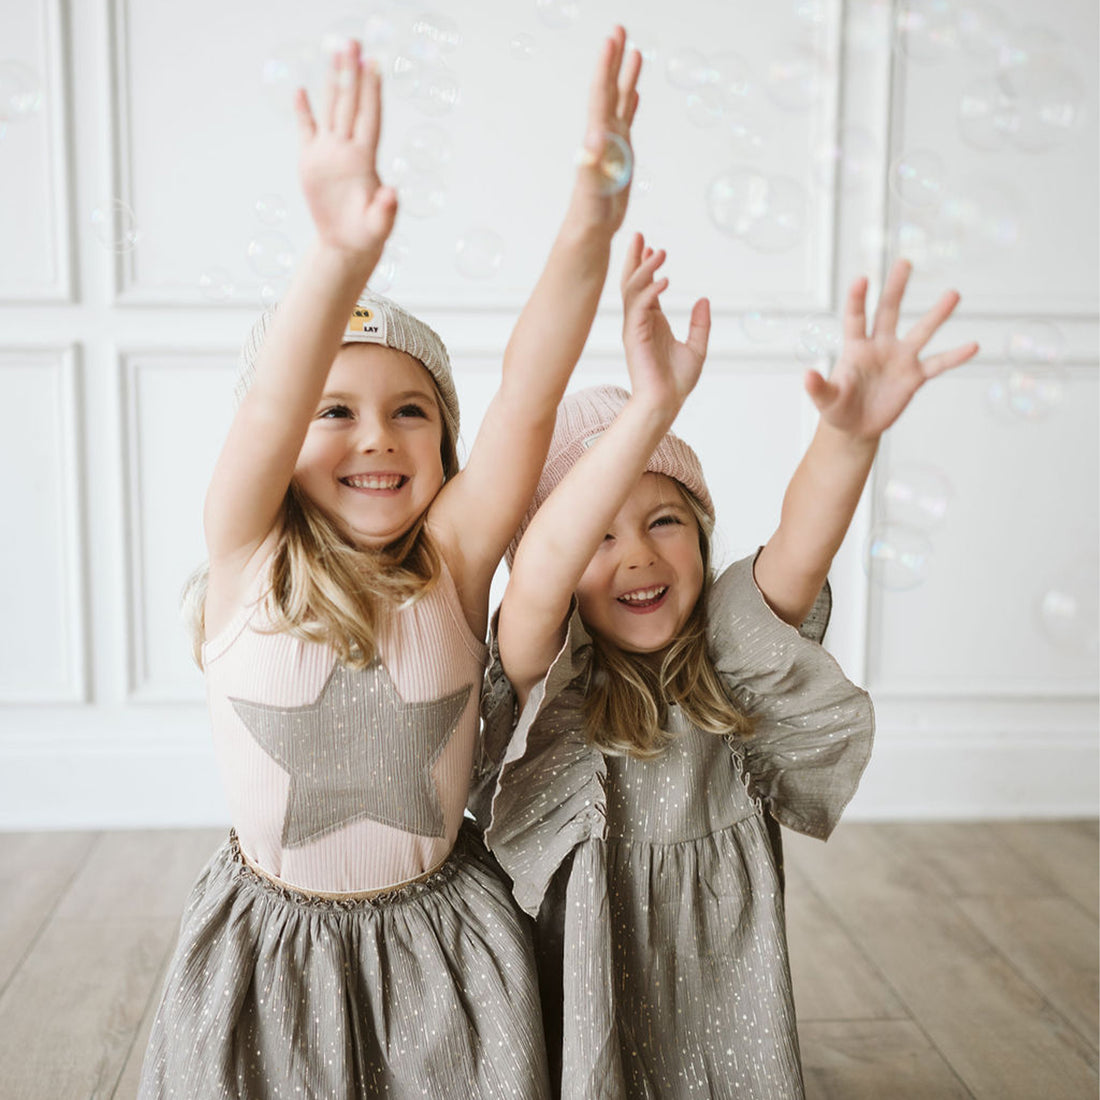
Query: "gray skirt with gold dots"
138 822 550 1099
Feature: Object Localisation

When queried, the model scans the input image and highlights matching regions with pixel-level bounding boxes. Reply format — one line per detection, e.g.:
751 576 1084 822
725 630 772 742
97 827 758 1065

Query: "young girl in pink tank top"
140 29 643 1099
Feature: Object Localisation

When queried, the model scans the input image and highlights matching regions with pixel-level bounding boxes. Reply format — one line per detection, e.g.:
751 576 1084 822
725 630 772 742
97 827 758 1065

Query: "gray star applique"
230 661 472 848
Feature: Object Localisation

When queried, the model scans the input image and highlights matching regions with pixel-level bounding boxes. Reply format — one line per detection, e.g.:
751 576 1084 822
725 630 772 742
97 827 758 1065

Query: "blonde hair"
183 387 460 669
582 482 752 759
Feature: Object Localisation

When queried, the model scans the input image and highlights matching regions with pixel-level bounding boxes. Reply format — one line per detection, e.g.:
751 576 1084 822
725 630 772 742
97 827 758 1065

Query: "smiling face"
292 343 446 549
575 473 706 655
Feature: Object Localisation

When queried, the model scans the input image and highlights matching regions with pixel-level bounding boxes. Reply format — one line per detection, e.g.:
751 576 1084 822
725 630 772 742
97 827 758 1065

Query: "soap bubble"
890 149 947 208
815 126 880 193
997 50 1087 153
370 234 409 294
91 199 140 252
986 365 1066 421
936 178 1021 267
864 525 933 590
198 268 236 302
261 45 312 115
254 195 288 225
796 316 842 364
740 302 787 344
1037 555 1098 656
535 0 579 30
708 171 808 253
411 13 462 55
578 132 633 195
510 33 536 60
765 44 830 111
246 231 296 278
0 61 42 120
957 76 1015 151
1005 319 1066 367
685 82 726 128
666 49 712 91
392 54 459 116
397 124 451 174
880 464 953 530
956 2 1012 60
322 13 398 66
895 0 957 64
456 227 505 279
393 169 446 217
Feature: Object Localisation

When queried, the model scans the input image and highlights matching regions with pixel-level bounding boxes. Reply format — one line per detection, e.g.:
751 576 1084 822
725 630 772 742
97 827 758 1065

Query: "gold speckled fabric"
481 553 875 1099
138 822 551 1099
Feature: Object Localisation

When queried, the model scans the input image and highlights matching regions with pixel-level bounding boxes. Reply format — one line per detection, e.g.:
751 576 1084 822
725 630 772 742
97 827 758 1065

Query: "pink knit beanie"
507 384 713 566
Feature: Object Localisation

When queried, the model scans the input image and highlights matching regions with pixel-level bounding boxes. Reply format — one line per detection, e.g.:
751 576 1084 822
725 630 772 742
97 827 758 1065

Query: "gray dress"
478 554 875 1099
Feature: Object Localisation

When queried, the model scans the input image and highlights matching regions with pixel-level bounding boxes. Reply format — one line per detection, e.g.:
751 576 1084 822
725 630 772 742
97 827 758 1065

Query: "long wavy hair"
582 481 753 759
183 389 460 669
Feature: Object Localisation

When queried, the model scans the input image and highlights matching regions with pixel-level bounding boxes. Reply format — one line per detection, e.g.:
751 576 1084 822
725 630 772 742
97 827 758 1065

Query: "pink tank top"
202 559 487 894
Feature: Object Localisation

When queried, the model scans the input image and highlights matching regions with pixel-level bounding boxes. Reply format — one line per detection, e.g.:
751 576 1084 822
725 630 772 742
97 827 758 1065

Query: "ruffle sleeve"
481 607 607 917
709 553 875 841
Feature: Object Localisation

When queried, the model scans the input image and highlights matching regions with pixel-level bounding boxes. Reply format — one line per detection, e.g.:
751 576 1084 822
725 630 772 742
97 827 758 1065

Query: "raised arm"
429 27 642 617
754 259 980 626
499 235 710 704
204 42 396 587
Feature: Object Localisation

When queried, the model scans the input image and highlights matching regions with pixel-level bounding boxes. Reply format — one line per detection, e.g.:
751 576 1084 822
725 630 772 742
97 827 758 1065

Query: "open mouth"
340 473 408 492
616 585 669 612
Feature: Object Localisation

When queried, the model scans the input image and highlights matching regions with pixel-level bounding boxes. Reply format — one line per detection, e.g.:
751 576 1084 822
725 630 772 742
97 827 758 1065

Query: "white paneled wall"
0 0 1096 827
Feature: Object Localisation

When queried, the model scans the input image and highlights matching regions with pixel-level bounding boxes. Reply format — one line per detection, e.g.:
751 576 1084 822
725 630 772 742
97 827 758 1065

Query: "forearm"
756 419 877 624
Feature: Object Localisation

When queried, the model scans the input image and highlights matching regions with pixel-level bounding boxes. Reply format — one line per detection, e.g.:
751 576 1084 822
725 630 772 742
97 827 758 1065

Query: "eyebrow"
647 500 691 519
319 389 438 406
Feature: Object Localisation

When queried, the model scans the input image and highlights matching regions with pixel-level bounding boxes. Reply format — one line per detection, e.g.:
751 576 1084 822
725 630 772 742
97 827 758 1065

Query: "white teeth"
344 474 403 490
618 586 667 603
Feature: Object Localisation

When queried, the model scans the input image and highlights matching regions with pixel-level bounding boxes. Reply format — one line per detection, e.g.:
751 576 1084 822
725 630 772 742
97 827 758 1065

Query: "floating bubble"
685 82 726 128
880 464 953 530
997 51 1087 153
535 0 579 30
956 2 1012 60
957 76 1014 151
815 125 880 193
392 54 459 116
740 302 787 344
259 282 283 308
848 0 892 52
895 0 957 64
794 0 831 26
510 32 536 60
625 38 658 64
796 316 842 363
91 199 140 252
246 231 295 278
665 49 711 91
261 45 312 115
986 365 1066 421
411 13 462 55
254 194 288 225
1005 319 1066 366
0 61 42 120
398 124 451 174
632 164 653 199
727 108 768 160
709 51 754 104
370 234 409 295
890 149 947 208
765 44 830 111
198 268 236 302
393 169 446 217
322 14 398 65
708 171 808 253
936 178 1021 266
864 525 933 590
1037 556 1099 656
456 227 505 279
578 132 633 195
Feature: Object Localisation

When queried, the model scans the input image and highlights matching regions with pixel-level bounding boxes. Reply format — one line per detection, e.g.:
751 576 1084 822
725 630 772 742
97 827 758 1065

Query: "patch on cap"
344 304 387 344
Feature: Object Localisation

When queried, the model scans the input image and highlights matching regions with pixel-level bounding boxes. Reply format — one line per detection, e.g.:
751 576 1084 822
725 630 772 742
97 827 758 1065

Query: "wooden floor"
0 821 1095 1099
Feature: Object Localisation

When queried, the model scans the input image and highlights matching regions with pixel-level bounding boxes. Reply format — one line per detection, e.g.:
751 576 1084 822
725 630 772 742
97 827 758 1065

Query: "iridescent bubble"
986 365 1066 421
322 14 399 65
411 12 462 54
1037 556 1099 656
890 149 947 208
864 525 933 590
957 76 1014 151
392 54 459 116
254 194 288 225
578 132 633 195
261 45 311 115
895 0 958 64
794 0 830 26
198 268 236 302
708 171 808 253
666 49 711 91
0 61 43 120
1005 319 1066 366
955 2 1012 60
685 82 726 128
880 464 953 530
997 51 1087 153
625 38 658 64
259 282 283 308
848 0 892 52
246 231 296 278
91 199 140 252
936 178 1021 266
815 125 880 193
740 302 787 344
510 32 536 60
399 124 451 174
394 169 446 217
796 316 842 364
535 0 579 30
727 108 768 160
765 45 830 111
456 227 505 279
370 234 409 294
710 52 754 104
632 164 653 199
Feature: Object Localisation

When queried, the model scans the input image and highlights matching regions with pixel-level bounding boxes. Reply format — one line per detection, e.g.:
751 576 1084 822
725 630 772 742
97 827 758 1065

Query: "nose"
355 412 397 454
619 531 656 570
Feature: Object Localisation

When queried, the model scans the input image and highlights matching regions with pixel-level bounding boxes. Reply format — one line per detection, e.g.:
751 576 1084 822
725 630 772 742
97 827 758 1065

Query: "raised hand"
621 232 710 413
294 40 397 261
806 259 980 440
570 25 643 233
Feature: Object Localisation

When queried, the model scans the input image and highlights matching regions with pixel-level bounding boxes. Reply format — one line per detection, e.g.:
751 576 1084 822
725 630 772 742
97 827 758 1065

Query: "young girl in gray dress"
482 237 979 1098
139 29 643 1100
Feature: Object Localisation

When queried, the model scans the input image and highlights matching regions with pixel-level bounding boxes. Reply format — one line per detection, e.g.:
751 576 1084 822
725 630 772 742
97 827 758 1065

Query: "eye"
319 404 352 420
395 403 429 419
651 514 682 529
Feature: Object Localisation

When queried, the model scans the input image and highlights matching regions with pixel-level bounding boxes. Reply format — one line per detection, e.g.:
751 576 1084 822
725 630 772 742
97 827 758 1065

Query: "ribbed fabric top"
203 559 486 894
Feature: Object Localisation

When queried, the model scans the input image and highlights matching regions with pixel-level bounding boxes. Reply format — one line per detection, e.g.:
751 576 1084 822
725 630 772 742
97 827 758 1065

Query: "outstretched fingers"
843 276 869 343
332 41 363 138
921 340 980 380
871 258 912 339
617 45 642 125
685 298 711 360
804 368 839 412
905 288 960 352
352 58 382 151
294 87 317 144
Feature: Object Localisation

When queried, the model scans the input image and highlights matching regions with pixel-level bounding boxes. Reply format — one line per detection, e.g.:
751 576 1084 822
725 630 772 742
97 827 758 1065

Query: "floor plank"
996 820 1100 919
799 1020 973 1100
0 831 99 992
